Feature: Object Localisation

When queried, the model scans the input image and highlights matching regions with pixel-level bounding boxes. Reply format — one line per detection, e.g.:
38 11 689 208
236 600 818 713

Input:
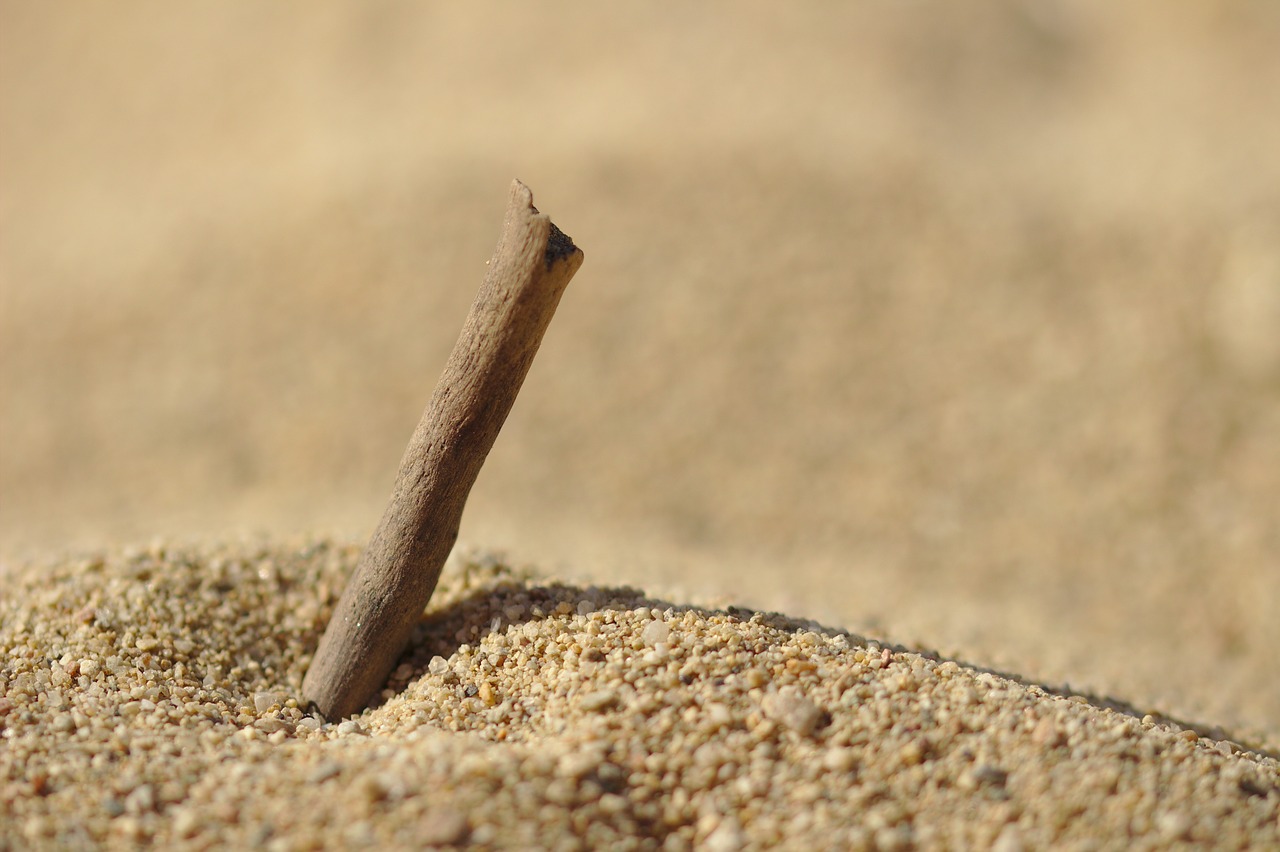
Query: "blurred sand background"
2 1 1278 751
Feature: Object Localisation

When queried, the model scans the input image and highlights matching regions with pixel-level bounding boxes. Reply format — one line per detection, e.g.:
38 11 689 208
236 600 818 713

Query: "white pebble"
172 808 200 837
642 620 670 647
1156 811 1192 840
427 656 450 676
823 748 858 773
761 690 824 736
252 692 279 714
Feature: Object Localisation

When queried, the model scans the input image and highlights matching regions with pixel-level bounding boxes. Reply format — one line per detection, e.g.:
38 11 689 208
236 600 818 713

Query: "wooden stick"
302 180 584 719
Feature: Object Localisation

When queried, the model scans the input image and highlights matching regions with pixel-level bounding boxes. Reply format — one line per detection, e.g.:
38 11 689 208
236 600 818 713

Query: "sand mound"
2 540 1276 849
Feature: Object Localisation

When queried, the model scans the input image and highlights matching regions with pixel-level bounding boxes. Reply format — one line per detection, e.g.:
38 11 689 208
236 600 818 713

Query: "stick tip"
510 179 582 268
510 178 535 209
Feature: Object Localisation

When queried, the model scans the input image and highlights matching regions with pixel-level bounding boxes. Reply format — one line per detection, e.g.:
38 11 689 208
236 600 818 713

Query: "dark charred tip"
545 221 579 268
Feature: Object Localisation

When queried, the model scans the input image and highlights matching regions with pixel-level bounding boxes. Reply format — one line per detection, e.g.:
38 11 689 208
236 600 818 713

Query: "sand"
4 3 1280 848
3 540 1277 849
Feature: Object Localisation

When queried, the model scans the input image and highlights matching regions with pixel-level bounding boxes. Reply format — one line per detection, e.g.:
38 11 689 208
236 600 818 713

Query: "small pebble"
1156 810 1192 840
419 809 469 846
642 619 671 647
968 765 1010 788
992 824 1025 852
761 689 825 736
579 689 620 713
253 692 279 714
124 785 155 815
823 748 858 773
307 761 342 784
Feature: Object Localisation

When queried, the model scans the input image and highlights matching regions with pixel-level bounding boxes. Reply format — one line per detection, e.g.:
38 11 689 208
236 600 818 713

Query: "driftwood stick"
302 180 584 719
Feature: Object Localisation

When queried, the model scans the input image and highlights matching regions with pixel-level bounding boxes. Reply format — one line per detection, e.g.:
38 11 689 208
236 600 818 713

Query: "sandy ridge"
2 540 1277 849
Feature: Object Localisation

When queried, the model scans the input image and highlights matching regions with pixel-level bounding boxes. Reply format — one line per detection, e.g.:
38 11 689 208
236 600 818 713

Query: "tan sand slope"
2 541 1277 849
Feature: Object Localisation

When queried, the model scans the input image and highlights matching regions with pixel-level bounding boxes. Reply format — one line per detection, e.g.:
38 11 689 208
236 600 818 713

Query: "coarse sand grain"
2 539 1277 850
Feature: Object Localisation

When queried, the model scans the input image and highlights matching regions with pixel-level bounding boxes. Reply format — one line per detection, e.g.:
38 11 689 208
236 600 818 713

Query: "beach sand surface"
3 541 1277 849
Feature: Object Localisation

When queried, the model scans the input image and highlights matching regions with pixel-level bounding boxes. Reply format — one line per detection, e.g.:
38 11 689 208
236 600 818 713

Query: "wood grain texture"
301 180 583 719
